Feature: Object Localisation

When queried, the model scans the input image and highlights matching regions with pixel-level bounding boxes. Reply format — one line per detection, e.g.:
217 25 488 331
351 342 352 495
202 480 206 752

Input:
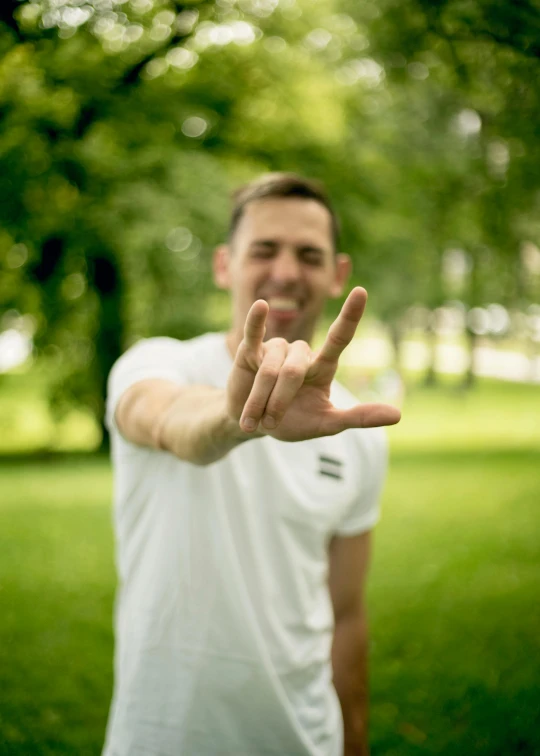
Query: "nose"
270 248 301 285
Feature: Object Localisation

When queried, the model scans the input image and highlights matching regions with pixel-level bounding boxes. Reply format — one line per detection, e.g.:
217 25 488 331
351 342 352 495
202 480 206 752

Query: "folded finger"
262 340 311 429
240 338 288 432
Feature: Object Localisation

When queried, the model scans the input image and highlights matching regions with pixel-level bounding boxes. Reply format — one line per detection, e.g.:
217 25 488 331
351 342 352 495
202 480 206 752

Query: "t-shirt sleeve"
334 428 388 536
105 338 191 432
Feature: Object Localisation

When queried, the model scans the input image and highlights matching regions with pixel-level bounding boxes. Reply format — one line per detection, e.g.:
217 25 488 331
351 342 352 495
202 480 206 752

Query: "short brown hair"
229 172 340 251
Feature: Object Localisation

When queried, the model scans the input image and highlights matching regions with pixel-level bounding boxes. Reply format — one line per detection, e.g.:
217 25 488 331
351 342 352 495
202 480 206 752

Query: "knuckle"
244 399 266 416
267 397 287 416
259 365 279 382
282 365 303 382
237 341 252 360
267 337 287 350
327 327 348 347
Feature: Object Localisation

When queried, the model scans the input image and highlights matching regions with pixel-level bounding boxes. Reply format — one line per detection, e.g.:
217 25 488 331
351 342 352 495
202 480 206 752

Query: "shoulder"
105 332 224 431
111 332 222 374
107 337 182 386
107 331 228 400
117 336 183 362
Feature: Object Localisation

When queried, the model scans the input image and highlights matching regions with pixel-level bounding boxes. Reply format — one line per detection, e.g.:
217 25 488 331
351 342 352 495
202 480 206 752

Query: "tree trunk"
388 318 404 376
462 327 477 389
88 252 124 453
423 314 438 387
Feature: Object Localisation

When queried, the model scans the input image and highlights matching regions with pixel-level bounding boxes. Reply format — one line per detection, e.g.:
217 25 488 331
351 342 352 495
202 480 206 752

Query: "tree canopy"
1 0 539 442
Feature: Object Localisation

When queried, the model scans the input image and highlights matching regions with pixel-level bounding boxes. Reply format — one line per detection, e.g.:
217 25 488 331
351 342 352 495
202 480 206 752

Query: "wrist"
191 398 260 465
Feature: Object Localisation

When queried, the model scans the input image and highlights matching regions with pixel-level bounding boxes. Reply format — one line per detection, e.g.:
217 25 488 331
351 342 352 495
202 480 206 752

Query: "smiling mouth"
266 296 300 312
264 297 302 325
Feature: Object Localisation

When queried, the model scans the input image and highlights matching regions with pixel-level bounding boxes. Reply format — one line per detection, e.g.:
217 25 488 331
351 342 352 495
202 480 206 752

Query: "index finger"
313 287 367 367
243 299 269 350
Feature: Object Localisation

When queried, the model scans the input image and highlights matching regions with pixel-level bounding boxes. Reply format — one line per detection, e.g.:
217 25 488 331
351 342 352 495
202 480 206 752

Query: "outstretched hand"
226 287 401 442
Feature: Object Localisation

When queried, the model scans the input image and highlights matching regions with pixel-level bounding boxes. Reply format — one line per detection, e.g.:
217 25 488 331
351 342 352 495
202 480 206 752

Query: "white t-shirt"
103 332 387 756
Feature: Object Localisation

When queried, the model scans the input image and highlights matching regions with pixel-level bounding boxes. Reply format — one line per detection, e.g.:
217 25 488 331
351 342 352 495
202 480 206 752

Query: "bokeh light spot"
305 28 332 51
455 109 482 137
167 47 198 70
62 273 86 301
176 10 199 34
181 116 208 138
7 244 29 269
144 58 169 79
263 36 286 54
407 61 429 80
166 227 192 253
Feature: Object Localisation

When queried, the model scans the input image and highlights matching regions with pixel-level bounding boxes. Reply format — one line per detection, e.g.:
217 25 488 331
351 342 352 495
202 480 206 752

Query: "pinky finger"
326 403 401 433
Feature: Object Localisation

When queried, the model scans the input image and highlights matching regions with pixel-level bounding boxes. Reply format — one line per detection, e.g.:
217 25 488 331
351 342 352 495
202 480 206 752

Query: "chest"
228 435 359 539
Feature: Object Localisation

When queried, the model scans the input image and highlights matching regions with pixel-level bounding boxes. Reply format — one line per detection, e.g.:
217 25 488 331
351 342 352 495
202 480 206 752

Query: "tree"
2 0 539 448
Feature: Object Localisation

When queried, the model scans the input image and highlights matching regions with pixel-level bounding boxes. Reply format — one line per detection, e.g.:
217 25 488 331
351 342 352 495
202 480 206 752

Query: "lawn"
370 447 540 755
0 380 539 755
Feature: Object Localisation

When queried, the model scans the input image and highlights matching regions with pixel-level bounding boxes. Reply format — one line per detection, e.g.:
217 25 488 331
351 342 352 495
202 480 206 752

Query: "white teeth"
267 297 298 311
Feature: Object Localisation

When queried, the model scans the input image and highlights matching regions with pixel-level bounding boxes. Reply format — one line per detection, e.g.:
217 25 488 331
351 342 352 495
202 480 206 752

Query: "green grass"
386 379 540 453
0 457 114 755
0 381 539 754
370 448 540 755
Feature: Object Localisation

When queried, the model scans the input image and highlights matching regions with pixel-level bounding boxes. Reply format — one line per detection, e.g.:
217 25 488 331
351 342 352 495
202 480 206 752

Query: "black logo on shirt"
318 455 343 480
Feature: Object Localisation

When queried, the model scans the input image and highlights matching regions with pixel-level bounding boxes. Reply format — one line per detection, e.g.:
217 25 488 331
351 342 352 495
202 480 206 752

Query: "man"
103 173 400 756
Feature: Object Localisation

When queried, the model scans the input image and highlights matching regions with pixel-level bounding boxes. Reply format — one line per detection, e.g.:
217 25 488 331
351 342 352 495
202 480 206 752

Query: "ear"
329 254 352 298
213 244 231 290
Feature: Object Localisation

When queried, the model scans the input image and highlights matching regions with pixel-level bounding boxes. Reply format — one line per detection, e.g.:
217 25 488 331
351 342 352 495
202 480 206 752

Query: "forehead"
235 197 334 249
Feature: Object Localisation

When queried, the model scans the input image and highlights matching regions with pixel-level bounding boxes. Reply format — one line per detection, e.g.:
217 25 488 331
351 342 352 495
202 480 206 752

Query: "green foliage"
1 0 539 440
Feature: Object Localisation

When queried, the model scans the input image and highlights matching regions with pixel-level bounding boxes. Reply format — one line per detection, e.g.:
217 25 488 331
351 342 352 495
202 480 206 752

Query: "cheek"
308 271 334 297
232 271 261 302
241 267 266 291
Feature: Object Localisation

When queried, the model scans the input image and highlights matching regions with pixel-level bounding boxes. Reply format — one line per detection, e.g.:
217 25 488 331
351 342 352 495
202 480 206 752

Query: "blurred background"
0 0 539 754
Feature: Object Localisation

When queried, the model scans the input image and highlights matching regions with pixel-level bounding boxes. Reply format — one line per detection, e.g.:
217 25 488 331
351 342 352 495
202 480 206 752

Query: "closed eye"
250 242 278 259
248 242 326 264
300 248 325 265
251 249 275 260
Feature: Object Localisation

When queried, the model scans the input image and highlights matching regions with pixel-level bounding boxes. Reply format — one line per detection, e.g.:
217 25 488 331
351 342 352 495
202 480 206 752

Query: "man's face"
215 197 351 345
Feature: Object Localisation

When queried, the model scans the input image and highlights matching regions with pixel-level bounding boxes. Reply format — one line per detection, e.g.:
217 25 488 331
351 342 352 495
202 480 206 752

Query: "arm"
116 380 251 466
114 288 399 465
329 531 373 756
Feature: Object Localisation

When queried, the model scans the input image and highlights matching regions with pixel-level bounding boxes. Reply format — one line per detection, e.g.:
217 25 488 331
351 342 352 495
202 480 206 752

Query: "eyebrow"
250 239 326 255
250 240 279 249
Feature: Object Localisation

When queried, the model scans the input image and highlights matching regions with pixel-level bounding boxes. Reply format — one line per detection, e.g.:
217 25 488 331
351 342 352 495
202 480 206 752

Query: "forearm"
117 381 254 465
154 385 253 465
332 614 370 756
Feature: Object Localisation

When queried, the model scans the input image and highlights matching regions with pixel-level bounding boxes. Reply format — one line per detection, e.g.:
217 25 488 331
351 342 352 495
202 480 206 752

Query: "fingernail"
242 417 257 431
262 415 276 429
